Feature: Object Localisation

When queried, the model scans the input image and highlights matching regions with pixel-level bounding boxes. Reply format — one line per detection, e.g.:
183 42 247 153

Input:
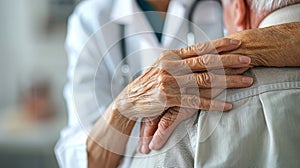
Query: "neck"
249 10 269 28
146 0 170 20
147 0 170 12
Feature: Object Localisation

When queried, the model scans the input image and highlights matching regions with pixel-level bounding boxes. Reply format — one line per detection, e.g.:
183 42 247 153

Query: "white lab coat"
55 0 223 167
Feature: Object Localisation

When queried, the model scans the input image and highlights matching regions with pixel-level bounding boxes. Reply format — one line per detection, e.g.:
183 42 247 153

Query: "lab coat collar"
110 0 139 24
162 0 186 47
176 0 197 8
110 0 194 23
110 0 192 48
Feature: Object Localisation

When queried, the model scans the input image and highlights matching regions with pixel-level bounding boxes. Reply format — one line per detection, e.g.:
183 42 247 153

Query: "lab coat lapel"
110 0 162 70
162 0 187 49
126 9 163 70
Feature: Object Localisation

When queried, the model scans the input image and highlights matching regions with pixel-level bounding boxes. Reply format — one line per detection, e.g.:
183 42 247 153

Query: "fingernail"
149 141 155 150
230 39 241 45
239 56 251 64
225 103 233 111
242 77 253 84
141 145 147 154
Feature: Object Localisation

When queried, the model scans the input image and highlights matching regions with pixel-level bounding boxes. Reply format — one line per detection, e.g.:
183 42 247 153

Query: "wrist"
87 104 136 168
105 104 136 135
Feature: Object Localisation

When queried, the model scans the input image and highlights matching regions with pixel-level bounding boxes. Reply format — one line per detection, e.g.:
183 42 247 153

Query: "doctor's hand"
136 39 253 154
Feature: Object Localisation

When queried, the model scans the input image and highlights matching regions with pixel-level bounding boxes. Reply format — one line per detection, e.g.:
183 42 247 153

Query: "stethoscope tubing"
119 0 222 85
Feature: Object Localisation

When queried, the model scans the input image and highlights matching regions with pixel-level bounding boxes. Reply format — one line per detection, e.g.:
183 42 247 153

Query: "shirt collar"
259 4 300 28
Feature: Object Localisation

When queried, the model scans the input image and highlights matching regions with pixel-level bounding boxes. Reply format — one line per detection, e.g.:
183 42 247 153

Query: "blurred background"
0 0 79 167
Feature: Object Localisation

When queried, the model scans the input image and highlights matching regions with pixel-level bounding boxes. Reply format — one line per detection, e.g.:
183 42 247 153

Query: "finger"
210 67 249 75
169 95 233 112
157 54 250 76
175 73 253 88
172 38 241 59
179 54 251 72
149 107 196 150
199 88 224 99
138 117 160 154
149 109 178 150
183 88 224 99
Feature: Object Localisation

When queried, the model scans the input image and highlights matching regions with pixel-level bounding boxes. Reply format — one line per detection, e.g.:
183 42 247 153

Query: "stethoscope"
119 0 222 87
187 0 221 45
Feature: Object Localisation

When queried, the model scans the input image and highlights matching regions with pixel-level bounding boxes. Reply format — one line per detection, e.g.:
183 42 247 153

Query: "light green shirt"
130 4 300 168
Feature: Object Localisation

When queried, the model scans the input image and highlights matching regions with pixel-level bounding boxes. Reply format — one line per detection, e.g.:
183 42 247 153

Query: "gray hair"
223 0 300 12
247 0 300 12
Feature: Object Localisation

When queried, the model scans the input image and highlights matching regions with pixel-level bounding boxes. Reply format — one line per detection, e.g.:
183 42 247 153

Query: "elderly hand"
115 38 252 120
135 39 253 154
137 22 300 154
113 38 253 154
226 22 300 67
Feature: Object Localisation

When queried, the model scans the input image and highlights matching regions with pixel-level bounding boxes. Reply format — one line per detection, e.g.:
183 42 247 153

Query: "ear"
233 0 247 31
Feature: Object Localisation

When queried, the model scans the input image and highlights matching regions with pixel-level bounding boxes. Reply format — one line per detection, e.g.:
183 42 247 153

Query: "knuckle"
199 98 209 109
184 95 200 108
191 95 201 108
157 74 174 91
201 55 210 66
158 119 169 131
157 60 169 70
179 46 192 56
177 48 185 56
158 84 168 93
195 41 212 54
195 42 207 53
158 112 176 131
158 83 167 94
159 50 178 60
197 73 214 87
202 55 220 67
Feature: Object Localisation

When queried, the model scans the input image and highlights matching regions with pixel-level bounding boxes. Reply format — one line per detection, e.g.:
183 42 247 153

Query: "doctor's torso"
72 0 223 95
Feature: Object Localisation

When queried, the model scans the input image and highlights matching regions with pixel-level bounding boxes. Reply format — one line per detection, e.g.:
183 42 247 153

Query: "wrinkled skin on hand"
112 38 254 154
114 38 252 121
226 22 300 67
138 22 300 154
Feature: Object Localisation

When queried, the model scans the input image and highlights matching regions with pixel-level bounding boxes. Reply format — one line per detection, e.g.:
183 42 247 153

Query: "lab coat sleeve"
55 1 114 167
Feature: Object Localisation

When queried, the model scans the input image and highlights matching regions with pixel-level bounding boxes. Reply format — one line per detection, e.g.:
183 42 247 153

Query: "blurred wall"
0 0 75 167
0 0 69 113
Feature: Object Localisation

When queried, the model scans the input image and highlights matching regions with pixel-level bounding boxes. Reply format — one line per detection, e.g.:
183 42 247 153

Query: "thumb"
138 117 160 154
149 108 185 150
149 107 195 150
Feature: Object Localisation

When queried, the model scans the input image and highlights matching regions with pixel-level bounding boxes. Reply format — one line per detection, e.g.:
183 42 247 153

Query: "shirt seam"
227 81 300 102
